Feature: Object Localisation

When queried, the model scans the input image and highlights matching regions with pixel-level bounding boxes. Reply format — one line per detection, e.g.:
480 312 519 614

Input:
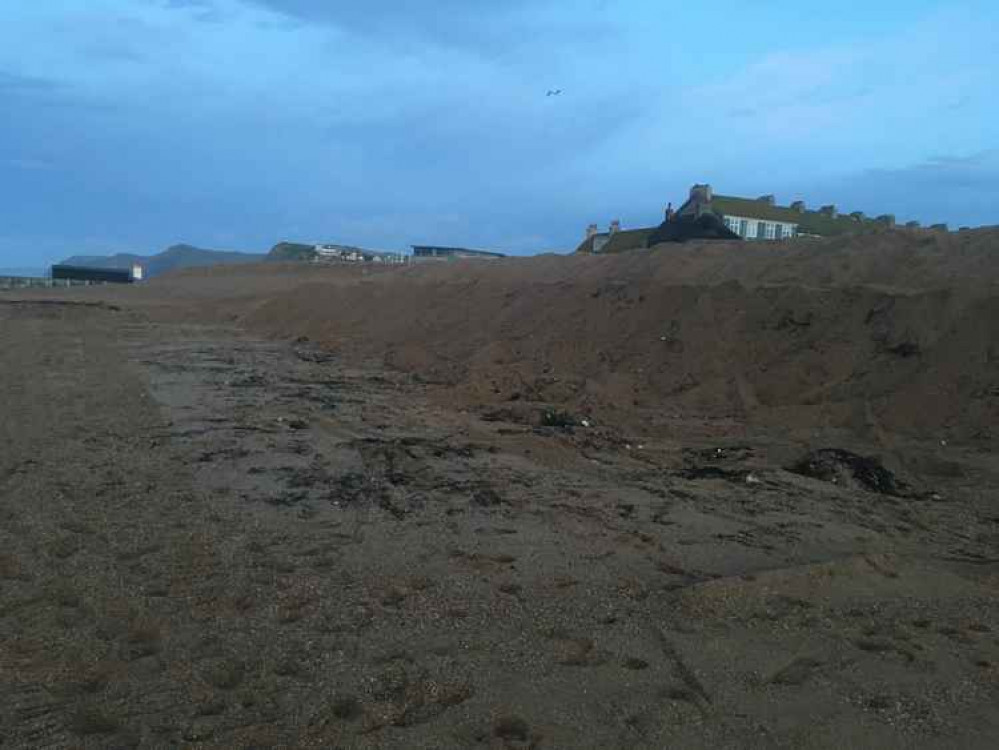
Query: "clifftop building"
576 184 904 254
578 221 657 255
50 264 138 284
678 184 894 241
313 244 407 264
412 245 506 260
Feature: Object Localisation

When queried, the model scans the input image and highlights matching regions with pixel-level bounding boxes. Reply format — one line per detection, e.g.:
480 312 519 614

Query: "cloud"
0 0 995 266
565 2 999 202
0 68 120 115
3 158 55 171
162 0 229 23
923 152 995 168
165 0 215 8
791 151 999 228
242 0 611 58
0 70 62 95
866 151 999 191
244 0 539 35
79 40 149 63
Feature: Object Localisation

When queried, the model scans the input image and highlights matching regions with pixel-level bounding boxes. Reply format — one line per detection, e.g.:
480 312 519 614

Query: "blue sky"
1 0 997 265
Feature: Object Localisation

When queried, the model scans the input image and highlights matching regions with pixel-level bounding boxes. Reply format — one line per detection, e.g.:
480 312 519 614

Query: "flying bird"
546 89 563 97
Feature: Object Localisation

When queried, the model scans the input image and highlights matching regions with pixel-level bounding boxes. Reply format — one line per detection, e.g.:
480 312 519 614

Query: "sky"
1 0 997 266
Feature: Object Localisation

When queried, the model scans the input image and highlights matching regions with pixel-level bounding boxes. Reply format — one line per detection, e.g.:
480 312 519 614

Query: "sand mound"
235 230 999 443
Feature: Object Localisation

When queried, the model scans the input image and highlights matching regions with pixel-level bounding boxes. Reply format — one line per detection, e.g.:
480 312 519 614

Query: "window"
775 224 784 240
740 219 748 237
756 221 765 239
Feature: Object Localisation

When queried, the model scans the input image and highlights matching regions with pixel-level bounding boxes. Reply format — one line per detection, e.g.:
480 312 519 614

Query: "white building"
719 212 798 240
313 243 409 264
682 184 889 240
683 186 800 240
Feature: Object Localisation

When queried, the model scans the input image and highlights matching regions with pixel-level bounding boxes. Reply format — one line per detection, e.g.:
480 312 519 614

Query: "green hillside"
266 242 318 262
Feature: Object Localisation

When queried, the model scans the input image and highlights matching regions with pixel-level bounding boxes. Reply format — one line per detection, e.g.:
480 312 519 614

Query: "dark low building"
575 183 933 254
575 221 658 254
412 245 505 260
575 210 740 254
647 211 742 245
51 265 135 284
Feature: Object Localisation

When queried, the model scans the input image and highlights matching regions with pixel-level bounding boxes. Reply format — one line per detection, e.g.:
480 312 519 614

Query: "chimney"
790 200 806 213
758 194 776 206
820 205 838 218
609 220 621 235
690 183 713 203
586 223 598 239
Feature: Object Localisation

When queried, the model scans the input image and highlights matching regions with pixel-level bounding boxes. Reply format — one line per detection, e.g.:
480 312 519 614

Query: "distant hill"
58 244 266 278
267 242 318 262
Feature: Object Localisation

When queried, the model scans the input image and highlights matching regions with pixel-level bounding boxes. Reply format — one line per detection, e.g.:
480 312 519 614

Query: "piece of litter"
580 419 591 428
745 473 761 485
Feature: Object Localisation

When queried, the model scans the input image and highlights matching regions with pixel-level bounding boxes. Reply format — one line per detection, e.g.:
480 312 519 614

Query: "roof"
576 228 656 254
51 264 132 276
709 195 882 237
317 244 366 252
600 228 657 254
648 214 741 244
795 211 881 237
710 195 805 224
51 264 134 282
574 235 599 254
412 245 506 258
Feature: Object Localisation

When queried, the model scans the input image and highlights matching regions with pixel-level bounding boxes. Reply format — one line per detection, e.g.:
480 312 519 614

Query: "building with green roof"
574 221 658 254
574 184 903 255
678 184 893 241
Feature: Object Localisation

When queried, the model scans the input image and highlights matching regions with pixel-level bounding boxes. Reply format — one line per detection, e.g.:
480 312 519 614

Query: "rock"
182 719 216 742
494 715 530 741
788 449 905 496
540 409 576 428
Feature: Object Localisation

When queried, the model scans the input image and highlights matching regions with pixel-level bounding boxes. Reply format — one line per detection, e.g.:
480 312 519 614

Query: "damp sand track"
2 234 999 748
